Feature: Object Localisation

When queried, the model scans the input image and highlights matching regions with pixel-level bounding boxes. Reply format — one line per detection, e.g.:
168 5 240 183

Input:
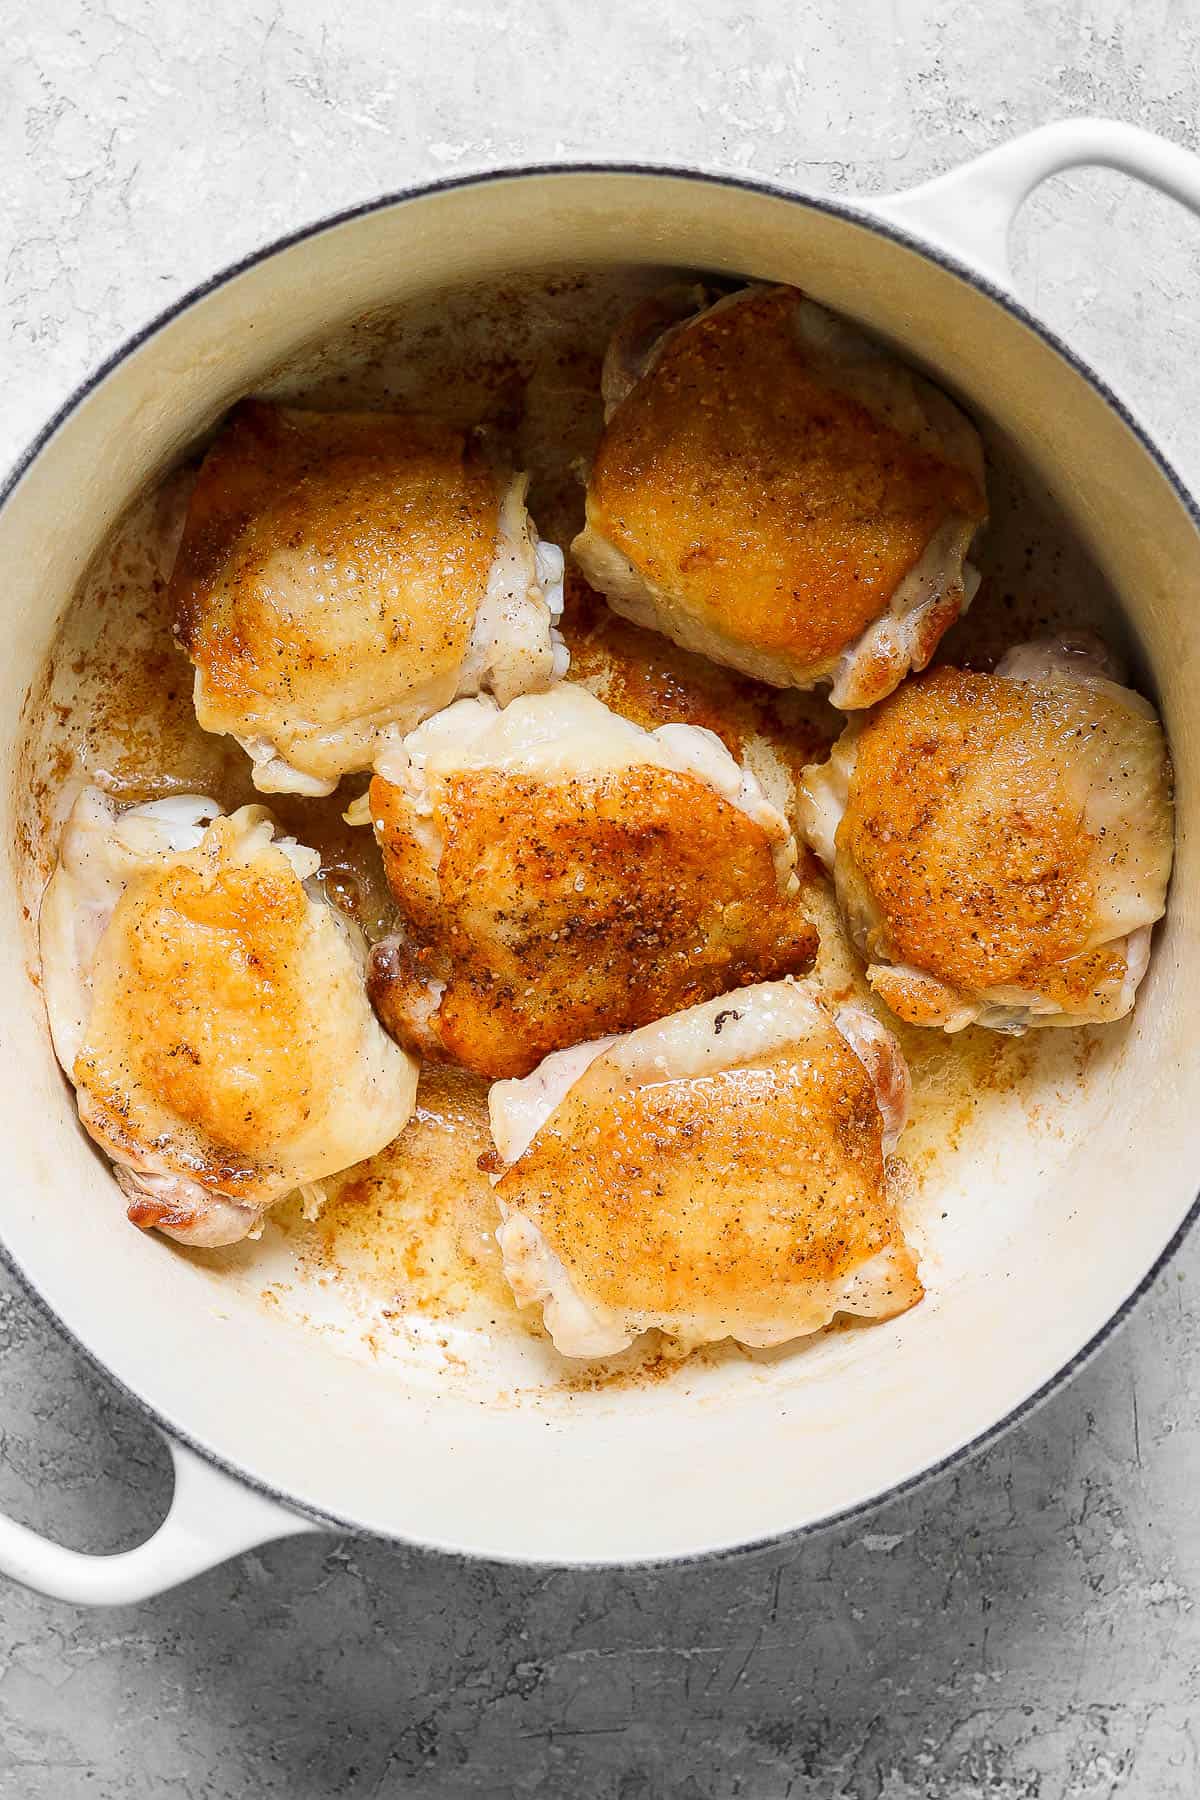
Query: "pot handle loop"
0 1435 319 1605
871 118 1200 290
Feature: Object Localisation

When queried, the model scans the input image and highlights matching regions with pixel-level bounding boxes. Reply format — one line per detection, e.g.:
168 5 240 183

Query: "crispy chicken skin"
357 684 817 1080
573 285 987 708
799 636 1175 1031
39 788 417 1246
171 400 566 796
488 980 920 1357
559 570 834 816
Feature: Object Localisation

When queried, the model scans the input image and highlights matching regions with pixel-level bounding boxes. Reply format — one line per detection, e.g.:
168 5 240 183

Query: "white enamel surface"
2 162 1199 1569
0 1441 315 1605
873 118 1200 290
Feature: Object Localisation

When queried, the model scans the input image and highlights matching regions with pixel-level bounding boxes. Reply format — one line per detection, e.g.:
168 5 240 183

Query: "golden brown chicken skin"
574 286 987 707
171 401 564 795
39 791 416 1246
489 981 920 1356
800 639 1175 1030
361 687 817 1080
80 826 321 1198
559 571 834 771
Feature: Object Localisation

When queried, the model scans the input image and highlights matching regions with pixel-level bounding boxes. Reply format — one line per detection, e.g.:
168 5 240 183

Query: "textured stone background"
5 2 1200 1795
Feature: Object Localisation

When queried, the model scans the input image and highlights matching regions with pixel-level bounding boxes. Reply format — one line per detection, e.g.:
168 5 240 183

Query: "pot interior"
2 173 1196 1561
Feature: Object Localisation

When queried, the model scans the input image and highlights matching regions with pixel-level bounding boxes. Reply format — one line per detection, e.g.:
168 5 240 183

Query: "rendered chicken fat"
488 980 920 1358
358 684 817 1079
798 636 1175 1032
171 401 566 795
39 788 418 1246
573 284 987 708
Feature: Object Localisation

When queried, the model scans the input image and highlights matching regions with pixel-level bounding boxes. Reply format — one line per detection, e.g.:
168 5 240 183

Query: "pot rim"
5 158 1198 1570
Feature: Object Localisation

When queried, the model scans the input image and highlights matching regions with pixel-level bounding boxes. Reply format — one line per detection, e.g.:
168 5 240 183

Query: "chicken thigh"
799 636 1175 1031
39 788 418 1246
488 979 920 1358
171 401 566 796
573 284 987 709
356 683 817 1079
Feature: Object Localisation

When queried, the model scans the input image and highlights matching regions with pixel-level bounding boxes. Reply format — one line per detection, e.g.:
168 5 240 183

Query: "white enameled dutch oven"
3 119 1200 1603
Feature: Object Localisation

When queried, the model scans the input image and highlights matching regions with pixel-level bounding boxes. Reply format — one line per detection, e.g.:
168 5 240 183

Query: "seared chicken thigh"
799 636 1174 1031
573 285 987 709
356 684 817 1079
489 980 920 1357
171 401 566 796
40 788 417 1246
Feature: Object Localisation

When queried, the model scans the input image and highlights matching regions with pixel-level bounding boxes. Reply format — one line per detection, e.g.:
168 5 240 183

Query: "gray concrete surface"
5 1 1200 1794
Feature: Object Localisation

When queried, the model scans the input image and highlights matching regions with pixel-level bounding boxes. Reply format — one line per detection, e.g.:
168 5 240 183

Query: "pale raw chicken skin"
573 285 987 709
355 684 817 1079
39 788 418 1246
488 980 920 1358
171 401 566 796
798 636 1175 1032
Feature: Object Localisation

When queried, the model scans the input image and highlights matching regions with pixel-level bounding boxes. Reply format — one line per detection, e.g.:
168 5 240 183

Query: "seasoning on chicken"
171 401 566 796
574 284 986 709
488 979 920 1357
39 788 418 1246
799 636 1174 1031
355 683 817 1079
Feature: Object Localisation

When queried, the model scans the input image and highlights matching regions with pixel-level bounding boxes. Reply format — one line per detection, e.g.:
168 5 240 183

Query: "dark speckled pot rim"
3 161 1198 1575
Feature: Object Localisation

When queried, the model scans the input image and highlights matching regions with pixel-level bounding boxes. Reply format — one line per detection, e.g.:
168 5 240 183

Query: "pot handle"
870 118 1200 289
0 1435 319 1605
